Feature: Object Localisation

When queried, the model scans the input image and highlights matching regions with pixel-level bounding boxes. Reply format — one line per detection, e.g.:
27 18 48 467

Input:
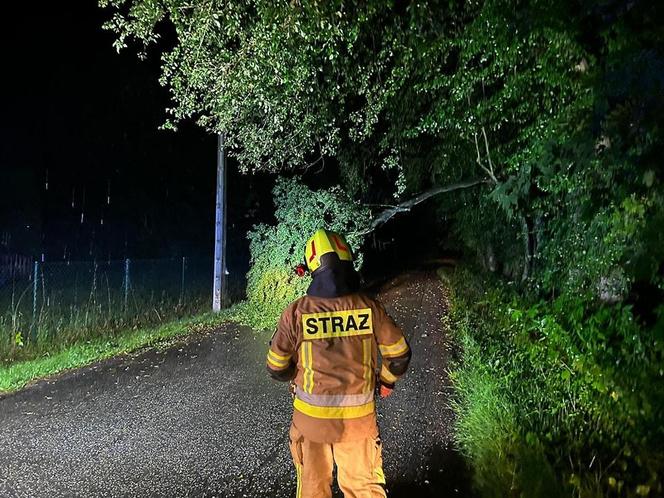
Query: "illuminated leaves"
101 0 664 302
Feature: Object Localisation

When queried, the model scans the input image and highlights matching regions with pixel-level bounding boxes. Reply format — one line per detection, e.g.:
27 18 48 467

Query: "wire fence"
0 256 239 361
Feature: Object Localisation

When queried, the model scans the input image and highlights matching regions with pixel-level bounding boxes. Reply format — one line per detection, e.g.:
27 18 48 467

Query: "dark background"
0 2 270 269
0 2 440 278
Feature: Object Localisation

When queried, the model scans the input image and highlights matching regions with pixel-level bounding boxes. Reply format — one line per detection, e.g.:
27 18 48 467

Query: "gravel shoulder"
0 271 472 497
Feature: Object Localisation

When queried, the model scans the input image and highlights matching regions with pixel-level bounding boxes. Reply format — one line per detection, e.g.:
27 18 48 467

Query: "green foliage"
447 267 664 497
101 0 664 299
434 1 664 297
99 0 403 173
450 328 524 497
238 177 370 330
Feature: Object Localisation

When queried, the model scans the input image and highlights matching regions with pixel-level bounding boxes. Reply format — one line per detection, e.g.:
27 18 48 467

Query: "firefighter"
266 228 411 498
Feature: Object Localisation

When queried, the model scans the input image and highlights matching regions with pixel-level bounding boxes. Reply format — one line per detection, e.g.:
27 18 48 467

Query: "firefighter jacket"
266 291 411 444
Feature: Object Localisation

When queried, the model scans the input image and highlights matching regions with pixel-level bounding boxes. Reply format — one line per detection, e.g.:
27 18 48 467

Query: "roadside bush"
447 267 664 498
237 177 370 330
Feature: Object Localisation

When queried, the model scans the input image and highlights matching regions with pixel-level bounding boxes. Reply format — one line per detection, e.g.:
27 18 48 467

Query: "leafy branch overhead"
102 0 664 298
101 1 580 180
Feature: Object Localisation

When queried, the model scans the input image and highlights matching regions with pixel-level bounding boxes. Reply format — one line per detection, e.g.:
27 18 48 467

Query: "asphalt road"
0 272 472 497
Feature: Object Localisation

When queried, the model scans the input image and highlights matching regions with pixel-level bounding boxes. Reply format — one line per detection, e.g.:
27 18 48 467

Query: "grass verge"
0 308 238 395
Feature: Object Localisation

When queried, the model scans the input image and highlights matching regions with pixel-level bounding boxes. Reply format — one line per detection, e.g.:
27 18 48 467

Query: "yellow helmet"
305 229 353 272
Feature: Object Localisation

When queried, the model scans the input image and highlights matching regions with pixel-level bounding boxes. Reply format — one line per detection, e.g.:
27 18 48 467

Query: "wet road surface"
0 272 472 497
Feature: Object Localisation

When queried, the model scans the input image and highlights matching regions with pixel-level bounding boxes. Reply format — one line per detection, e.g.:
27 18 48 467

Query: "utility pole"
213 133 227 312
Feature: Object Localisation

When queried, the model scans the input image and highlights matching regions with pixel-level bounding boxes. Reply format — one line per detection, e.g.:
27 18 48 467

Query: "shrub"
239 177 371 330
447 267 664 498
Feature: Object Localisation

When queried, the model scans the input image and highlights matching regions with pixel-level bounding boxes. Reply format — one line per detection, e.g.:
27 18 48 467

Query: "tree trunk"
520 214 532 283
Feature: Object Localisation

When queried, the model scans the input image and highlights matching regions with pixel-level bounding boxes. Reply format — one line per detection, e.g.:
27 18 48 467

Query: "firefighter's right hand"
379 382 394 399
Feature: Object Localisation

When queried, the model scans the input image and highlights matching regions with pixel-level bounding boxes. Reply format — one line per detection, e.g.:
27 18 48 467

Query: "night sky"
0 2 440 278
1 2 267 265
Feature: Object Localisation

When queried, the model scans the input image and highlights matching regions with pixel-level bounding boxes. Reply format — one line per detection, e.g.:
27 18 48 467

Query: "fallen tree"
357 178 488 235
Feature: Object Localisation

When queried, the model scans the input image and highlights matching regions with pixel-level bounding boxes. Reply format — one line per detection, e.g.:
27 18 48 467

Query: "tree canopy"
101 0 664 297
100 1 586 181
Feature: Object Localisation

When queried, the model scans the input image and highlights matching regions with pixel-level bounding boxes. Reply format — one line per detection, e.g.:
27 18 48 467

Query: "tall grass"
449 294 564 498
450 330 519 496
0 258 217 364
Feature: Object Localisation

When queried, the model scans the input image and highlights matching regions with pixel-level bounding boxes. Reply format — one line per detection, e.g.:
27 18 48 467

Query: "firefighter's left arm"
266 304 297 382
373 302 411 388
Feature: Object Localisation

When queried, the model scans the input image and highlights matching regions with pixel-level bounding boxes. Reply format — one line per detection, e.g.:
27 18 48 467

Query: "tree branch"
357 178 488 236
474 129 498 184
467 94 498 184
520 214 532 282
481 126 497 182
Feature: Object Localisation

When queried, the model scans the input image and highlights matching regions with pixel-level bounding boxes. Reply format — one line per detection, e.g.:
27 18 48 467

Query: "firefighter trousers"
288 425 387 498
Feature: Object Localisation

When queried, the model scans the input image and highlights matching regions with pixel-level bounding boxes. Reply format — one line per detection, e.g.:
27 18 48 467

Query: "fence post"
31 260 39 342
91 261 98 306
180 256 186 305
124 258 130 312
